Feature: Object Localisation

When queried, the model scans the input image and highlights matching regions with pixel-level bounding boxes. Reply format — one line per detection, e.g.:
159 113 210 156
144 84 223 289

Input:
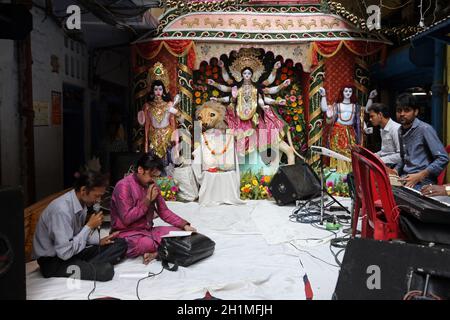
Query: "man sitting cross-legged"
33 170 128 282
110 153 196 264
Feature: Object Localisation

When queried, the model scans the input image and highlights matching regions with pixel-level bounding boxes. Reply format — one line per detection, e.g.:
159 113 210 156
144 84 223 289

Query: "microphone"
90 202 102 235
93 202 101 213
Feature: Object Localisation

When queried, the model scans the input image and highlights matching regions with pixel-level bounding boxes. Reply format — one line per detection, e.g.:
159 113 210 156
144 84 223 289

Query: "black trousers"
37 238 127 282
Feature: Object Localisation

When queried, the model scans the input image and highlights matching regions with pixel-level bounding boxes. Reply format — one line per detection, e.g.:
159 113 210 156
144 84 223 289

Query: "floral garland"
202 132 233 155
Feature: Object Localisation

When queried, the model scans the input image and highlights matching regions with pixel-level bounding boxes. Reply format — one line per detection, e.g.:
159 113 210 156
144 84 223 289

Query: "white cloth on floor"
26 200 344 300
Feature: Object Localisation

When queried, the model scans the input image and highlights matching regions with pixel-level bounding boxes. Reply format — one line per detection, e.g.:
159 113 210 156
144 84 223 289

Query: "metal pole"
431 40 445 139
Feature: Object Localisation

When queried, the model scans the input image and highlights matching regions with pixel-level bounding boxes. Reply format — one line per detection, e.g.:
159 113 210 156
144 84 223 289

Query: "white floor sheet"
26 199 349 300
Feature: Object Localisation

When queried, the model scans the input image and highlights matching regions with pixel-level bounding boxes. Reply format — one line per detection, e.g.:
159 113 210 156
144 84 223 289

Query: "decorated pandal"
131 0 390 200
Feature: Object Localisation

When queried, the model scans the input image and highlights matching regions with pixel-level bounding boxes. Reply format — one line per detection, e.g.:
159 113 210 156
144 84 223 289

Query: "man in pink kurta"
110 153 196 264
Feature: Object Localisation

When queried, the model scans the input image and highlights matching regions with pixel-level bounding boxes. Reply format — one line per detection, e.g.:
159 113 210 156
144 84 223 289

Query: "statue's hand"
218 60 224 68
207 79 215 86
137 111 146 126
369 89 378 99
177 114 185 124
283 79 291 87
274 61 282 69
279 99 287 106
232 86 238 99
326 106 334 118
173 94 181 105
319 87 326 97
262 105 270 111
262 88 270 94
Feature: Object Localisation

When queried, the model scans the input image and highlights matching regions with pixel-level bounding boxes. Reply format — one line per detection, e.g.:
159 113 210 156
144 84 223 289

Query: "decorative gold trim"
180 86 193 100
181 17 200 28
275 19 294 30
320 18 340 29
178 63 193 76
308 134 322 147
229 18 247 29
310 107 322 121
147 62 170 89
252 19 271 30
297 19 317 30
204 17 224 29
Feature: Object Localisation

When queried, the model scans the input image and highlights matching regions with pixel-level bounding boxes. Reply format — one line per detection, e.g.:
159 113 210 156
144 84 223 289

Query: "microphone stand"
310 150 351 225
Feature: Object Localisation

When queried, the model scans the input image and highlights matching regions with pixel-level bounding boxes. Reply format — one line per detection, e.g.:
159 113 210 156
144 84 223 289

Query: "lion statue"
195 100 227 131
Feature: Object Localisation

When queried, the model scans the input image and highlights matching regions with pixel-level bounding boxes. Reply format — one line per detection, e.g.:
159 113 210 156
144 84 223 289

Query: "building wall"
30 7 131 200
0 39 22 187
0 6 131 201
30 7 90 200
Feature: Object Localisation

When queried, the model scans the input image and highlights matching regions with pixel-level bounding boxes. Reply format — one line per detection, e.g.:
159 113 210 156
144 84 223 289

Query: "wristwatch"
446 185 450 197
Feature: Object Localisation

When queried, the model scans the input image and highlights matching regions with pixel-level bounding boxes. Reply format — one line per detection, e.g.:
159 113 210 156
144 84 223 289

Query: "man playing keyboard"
390 93 449 190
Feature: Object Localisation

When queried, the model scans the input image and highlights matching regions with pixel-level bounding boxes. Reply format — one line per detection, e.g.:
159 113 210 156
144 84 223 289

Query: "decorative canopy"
132 3 390 72
135 3 390 45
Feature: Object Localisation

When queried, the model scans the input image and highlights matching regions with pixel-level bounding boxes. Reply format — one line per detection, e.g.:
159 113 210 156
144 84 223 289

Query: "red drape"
311 40 386 67
132 40 196 70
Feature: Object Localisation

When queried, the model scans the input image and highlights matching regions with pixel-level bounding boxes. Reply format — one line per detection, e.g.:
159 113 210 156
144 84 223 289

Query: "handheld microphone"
91 202 102 234
93 202 101 213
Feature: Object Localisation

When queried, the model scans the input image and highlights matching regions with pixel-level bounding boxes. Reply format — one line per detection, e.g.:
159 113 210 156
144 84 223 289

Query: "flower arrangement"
275 60 307 154
325 176 350 197
240 171 273 200
155 176 180 201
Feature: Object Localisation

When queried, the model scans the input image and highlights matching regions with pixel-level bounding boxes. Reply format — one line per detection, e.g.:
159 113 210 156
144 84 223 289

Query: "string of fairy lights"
326 0 426 39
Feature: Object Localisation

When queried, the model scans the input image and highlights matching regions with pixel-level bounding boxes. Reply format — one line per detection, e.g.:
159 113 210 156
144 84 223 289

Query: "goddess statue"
319 85 377 173
138 62 181 160
207 49 301 167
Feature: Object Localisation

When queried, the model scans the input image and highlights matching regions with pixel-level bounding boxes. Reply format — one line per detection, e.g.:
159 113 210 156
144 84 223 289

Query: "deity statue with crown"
207 49 300 170
137 62 181 160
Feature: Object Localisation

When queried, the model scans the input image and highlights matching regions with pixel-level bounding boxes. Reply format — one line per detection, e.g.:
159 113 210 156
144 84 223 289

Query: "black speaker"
0 4 33 40
109 152 143 187
268 160 321 205
0 186 26 300
334 238 450 300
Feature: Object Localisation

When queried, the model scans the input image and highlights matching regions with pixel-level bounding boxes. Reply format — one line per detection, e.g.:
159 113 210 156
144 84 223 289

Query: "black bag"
158 233 215 271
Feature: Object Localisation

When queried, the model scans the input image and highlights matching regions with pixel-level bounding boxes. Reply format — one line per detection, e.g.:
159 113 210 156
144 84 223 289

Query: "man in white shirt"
367 103 401 168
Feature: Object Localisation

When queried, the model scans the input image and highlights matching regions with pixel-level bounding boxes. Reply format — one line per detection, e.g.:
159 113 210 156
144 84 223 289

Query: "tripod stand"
317 154 350 224
295 148 351 225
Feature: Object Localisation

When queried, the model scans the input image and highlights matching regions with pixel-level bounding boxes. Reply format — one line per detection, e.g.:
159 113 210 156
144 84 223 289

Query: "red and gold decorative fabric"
329 122 356 173
323 45 355 105
311 40 386 67
132 40 196 70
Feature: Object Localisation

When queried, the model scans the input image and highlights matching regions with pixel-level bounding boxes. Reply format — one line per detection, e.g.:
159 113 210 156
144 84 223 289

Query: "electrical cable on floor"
87 230 102 300
289 242 340 268
136 267 164 300
289 201 332 224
